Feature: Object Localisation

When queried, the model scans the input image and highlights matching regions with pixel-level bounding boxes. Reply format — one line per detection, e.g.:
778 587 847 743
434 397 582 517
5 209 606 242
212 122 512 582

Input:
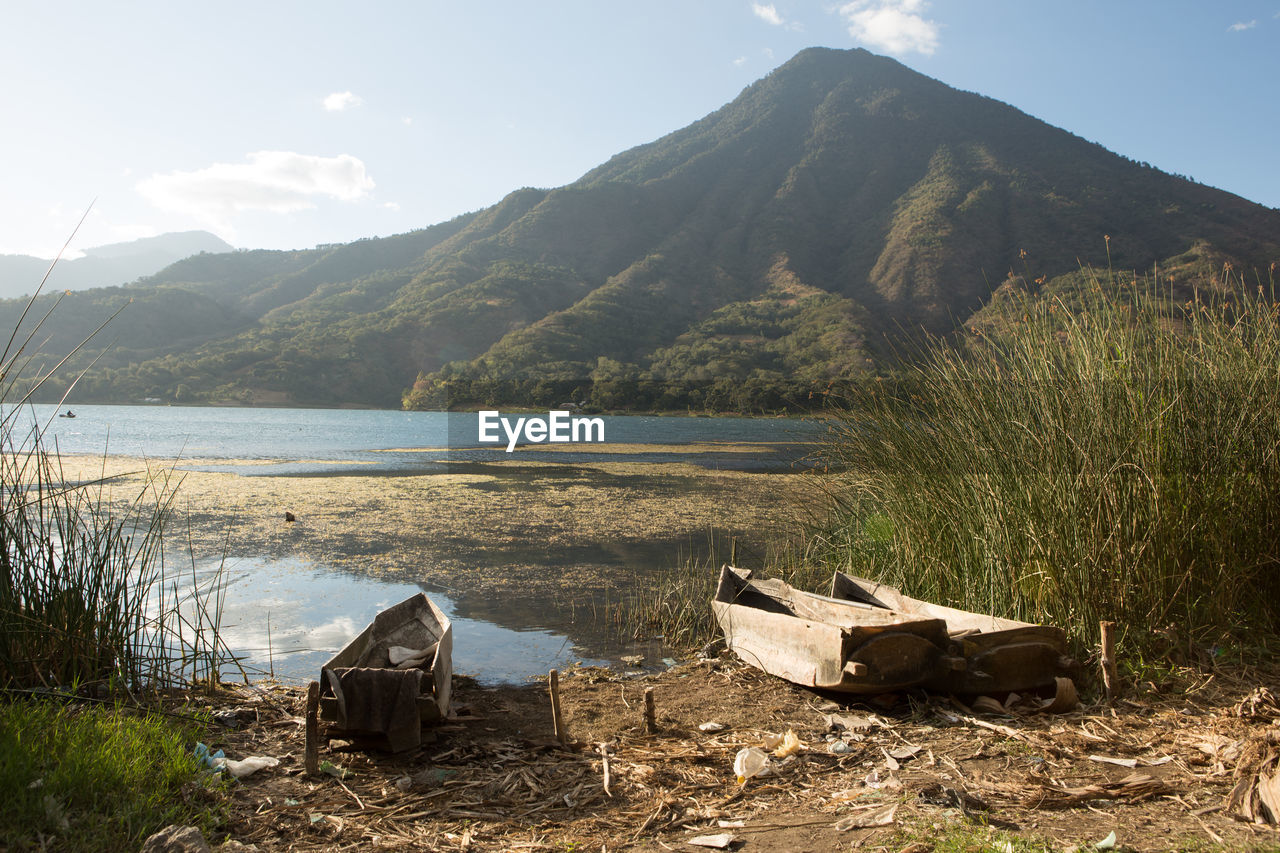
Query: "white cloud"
733 55 748 67
752 3 783 26
1228 19 1257 31
401 116 414 126
837 0 939 56
382 201 400 212
136 151 375 222
323 91 363 111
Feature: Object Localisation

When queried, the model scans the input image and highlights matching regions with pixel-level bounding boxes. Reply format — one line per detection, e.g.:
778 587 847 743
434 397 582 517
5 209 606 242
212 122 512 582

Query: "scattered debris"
768 729 804 757
223 756 279 779
833 802 898 830
733 747 769 784
1235 687 1280 723
318 760 352 780
1226 728 1280 824
187 651 1274 851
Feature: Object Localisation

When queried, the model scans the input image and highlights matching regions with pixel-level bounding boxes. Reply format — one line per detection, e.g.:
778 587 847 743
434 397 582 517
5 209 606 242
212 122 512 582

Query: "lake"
28 405 821 684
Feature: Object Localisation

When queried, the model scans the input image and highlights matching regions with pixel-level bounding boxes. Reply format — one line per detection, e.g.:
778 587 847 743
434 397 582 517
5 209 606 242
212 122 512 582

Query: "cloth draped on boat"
324 666 425 753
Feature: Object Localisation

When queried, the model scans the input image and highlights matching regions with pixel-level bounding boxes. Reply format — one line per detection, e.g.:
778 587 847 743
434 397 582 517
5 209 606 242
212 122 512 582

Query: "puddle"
163 556 613 685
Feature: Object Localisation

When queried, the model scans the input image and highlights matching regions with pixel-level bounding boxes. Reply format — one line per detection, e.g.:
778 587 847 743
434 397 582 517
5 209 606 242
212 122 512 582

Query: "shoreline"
55 451 808 682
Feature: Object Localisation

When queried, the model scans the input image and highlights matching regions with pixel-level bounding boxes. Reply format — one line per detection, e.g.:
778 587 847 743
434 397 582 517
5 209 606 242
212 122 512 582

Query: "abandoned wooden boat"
318 592 453 752
712 565 961 693
830 572 1076 694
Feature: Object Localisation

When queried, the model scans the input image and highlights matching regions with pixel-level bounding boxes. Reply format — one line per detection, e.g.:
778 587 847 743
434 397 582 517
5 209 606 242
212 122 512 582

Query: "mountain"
5 48 1279 410
0 231 235 298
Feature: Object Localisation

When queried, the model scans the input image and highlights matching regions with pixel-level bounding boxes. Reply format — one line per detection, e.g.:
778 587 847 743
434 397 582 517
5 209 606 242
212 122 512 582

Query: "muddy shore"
55 454 1280 850
188 654 1280 852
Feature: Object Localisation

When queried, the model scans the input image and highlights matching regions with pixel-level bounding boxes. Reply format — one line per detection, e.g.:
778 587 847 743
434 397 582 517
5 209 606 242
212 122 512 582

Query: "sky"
2 1 1277 258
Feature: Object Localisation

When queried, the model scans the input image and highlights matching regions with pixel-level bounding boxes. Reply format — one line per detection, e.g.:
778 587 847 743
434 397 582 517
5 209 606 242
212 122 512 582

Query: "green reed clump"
0 247 229 692
811 263 1280 654
0 441 194 690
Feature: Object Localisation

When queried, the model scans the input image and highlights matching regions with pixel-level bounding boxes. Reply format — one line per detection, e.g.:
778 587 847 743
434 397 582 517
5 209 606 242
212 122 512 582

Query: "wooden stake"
1100 621 1119 704
598 743 613 798
730 538 738 566
304 680 320 776
549 669 566 744
643 686 657 734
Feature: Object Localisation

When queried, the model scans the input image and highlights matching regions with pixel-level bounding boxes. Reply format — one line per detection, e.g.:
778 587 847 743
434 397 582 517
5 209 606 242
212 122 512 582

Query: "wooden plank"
304 680 320 776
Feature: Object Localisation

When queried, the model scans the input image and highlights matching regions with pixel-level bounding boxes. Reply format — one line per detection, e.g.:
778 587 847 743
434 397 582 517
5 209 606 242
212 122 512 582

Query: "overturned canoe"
318 592 453 752
829 572 1075 694
712 565 962 693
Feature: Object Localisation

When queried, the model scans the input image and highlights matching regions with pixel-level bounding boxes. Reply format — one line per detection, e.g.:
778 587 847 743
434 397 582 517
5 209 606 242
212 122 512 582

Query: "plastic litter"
194 742 225 770
733 746 769 784
194 741 277 778
223 756 278 779
698 722 726 733
319 760 353 780
771 729 804 758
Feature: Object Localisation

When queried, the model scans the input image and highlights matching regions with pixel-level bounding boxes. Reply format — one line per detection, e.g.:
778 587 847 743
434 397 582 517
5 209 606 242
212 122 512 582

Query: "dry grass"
184 657 1280 851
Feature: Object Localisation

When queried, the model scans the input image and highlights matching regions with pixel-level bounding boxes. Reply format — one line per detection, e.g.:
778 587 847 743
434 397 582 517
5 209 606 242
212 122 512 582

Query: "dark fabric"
330 666 424 751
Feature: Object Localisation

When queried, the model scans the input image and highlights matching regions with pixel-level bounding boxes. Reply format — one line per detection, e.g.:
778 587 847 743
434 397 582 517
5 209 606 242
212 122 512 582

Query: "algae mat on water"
57 453 801 600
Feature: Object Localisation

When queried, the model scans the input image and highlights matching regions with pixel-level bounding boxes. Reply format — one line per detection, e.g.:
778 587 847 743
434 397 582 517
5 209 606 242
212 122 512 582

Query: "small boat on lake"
712 565 959 693
829 572 1076 694
317 592 453 752
58 409 75 418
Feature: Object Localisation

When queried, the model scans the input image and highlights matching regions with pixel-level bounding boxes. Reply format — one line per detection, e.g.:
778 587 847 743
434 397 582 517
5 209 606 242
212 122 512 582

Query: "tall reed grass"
811 260 1280 654
0 242 230 693
610 531 826 649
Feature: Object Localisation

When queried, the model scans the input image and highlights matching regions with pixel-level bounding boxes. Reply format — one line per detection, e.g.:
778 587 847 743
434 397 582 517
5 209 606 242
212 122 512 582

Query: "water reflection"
174 556 612 685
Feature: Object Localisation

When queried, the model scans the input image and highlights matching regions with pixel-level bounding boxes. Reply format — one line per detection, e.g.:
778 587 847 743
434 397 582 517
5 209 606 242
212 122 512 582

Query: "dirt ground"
184 654 1280 852
56 453 1280 849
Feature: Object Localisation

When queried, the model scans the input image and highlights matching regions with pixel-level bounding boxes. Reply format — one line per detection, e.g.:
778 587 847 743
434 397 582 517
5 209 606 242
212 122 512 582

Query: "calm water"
22 404 820 683
28 405 816 476
165 557 614 684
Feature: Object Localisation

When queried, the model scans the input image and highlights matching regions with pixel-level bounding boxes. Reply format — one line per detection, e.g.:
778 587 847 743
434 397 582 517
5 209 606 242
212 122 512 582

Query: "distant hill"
0 231 234 298
4 48 1278 410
